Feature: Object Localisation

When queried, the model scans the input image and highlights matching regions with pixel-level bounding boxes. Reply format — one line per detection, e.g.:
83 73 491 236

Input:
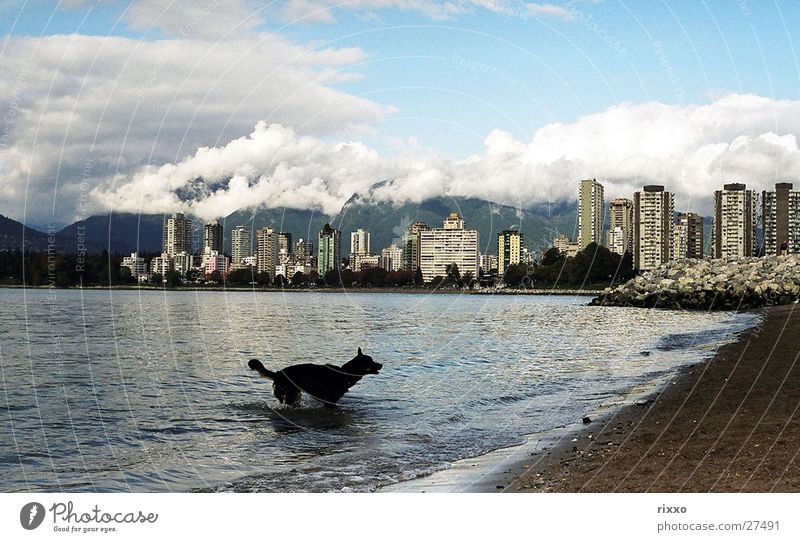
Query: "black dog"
248 348 382 406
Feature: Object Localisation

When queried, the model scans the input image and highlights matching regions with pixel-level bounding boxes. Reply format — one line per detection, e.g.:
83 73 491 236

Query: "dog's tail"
248 359 276 379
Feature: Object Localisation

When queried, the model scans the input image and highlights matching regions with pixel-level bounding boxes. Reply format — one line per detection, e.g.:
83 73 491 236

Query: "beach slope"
510 304 800 492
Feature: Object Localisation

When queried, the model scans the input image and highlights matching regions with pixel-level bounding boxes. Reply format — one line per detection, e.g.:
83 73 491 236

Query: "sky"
1 0 800 228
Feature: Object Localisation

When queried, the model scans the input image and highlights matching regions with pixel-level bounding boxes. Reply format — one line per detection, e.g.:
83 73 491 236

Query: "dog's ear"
357 347 363 355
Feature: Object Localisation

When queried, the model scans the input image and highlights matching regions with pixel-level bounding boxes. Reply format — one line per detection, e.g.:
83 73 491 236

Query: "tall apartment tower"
762 182 800 255
278 232 293 256
578 178 605 248
162 213 193 256
713 183 755 259
203 220 223 254
633 185 674 271
231 225 252 266
256 227 279 276
673 212 704 259
402 221 430 272
607 198 633 256
497 230 523 275
419 212 479 282
350 229 371 256
318 223 342 274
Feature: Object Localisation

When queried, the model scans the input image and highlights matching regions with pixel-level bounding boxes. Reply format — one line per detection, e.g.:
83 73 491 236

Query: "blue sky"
3 1 800 225
4 1 799 155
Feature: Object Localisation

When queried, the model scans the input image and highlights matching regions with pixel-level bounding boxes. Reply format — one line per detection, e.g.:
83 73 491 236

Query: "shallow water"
0 288 757 492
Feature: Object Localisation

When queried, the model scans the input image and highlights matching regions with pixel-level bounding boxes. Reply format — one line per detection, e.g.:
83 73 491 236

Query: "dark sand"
508 303 800 492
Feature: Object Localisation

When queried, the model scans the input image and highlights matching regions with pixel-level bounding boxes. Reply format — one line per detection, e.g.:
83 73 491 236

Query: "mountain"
55 213 168 254
223 196 578 256
0 214 54 252
4 198 580 256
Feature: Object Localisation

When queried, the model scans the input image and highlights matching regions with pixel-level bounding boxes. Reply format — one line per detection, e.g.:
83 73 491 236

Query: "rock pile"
591 255 800 310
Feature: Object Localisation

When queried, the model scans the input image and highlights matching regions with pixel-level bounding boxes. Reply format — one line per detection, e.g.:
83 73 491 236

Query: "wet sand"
506 303 800 492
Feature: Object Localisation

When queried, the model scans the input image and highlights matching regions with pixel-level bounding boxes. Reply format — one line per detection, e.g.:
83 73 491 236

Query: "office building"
712 183 755 259
633 185 674 271
578 179 605 248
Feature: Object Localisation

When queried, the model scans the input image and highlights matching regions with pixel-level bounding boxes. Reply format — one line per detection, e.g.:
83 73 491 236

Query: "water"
0 288 758 492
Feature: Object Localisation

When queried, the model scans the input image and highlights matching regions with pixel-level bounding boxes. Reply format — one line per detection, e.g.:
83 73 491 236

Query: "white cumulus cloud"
91 93 800 221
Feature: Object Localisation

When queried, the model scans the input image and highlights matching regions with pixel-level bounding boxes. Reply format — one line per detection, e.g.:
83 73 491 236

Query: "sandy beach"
499 303 800 492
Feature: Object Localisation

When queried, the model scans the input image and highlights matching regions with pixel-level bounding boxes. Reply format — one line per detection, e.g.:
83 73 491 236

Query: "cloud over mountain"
0 32 388 226
91 93 800 220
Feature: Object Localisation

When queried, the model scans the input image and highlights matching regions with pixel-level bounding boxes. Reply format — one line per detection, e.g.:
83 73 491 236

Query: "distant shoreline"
0 284 604 296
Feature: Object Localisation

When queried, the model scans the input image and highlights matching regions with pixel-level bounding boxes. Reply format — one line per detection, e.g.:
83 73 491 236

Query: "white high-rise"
419 212 479 282
231 225 252 267
712 183 755 259
256 227 279 276
350 229 371 256
633 185 674 271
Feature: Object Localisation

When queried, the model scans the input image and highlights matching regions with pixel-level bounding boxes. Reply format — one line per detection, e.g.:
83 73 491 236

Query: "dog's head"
346 347 382 375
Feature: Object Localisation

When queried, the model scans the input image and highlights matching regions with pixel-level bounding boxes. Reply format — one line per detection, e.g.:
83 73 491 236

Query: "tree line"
0 242 634 289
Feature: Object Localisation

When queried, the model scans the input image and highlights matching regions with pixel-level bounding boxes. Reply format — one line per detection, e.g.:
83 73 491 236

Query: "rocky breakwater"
591 255 800 310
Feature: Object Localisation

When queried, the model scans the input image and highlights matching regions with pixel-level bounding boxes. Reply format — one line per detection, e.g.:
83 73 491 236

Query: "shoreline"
385 306 800 493
0 284 603 296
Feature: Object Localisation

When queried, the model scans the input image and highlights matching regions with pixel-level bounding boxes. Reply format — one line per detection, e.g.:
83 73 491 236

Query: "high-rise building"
607 198 633 256
497 230 523 275
673 212 704 259
350 229 371 256
419 212 479 282
163 213 193 256
256 227 279 276
231 225 252 267
278 232 293 256
713 183 755 259
633 185 674 271
203 220 223 254
294 238 313 258
402 221 430 272
318 224 342 274
578 179 605 248
380 244 403 272
762 182 800 255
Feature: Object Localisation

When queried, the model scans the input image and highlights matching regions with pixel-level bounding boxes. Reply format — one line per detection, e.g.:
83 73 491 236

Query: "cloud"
524 3 574 21
63 0 262 39
91 94 800 221
0 33 390 226
277 0 551 23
